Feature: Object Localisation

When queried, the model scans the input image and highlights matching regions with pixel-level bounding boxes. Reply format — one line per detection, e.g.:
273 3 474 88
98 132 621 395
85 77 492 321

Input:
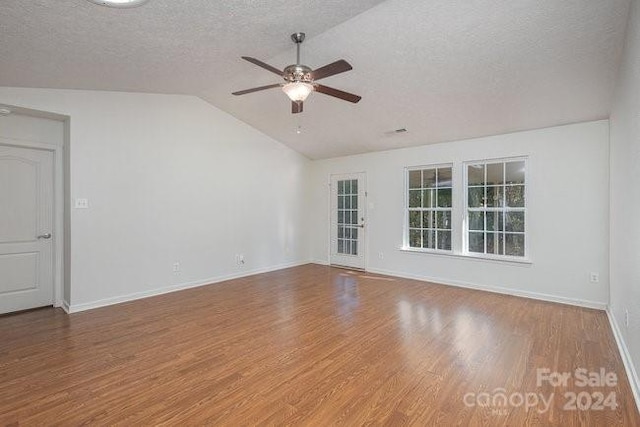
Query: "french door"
329 173 366 270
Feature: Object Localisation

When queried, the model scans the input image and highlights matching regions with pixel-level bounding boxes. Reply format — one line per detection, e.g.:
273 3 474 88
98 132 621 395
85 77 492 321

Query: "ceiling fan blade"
310 59 353 81
232 84 281 96
313 84 361 103
241 56 283 76
292 101 303 114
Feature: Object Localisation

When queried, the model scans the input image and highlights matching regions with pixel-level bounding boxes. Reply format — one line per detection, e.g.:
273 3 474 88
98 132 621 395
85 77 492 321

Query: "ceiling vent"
86 0 150 8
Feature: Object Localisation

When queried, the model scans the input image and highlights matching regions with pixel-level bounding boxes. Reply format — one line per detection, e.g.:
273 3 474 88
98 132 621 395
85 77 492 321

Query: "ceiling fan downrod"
291 32 305 65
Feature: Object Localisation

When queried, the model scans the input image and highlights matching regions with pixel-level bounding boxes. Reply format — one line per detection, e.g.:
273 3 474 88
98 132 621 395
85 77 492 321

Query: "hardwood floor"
0 264 638 425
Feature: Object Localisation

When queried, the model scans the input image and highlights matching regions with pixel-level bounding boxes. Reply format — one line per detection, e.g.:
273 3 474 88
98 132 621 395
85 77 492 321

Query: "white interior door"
330 173 366 270
0 145 54 314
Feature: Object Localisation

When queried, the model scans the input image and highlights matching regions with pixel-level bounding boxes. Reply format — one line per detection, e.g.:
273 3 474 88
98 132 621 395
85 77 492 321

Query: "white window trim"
403 163 454 252
399 246 532 265
462 156 529 260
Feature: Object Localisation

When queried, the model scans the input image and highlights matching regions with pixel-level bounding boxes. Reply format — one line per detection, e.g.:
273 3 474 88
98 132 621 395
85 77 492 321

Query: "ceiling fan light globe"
282 82 313 102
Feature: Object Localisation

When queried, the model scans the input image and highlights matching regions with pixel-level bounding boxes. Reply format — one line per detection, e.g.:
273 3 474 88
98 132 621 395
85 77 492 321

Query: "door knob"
37 233 52 239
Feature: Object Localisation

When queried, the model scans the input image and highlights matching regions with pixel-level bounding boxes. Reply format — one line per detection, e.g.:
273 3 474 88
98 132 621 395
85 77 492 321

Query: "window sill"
399 247 532 265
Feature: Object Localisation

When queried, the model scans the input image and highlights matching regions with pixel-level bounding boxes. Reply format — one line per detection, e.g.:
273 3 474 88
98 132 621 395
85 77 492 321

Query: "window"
406 165 452 251
465 159 526 257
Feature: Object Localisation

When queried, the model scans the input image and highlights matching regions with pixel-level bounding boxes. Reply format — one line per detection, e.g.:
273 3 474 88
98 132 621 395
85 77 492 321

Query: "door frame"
327 172 368 270
0 119 67 310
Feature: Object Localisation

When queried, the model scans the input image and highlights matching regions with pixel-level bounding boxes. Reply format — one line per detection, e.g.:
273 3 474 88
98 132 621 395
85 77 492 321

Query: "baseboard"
606 307 640 411
311 258 330 266
67 260 312 314
60 300 70 314
364 267 608 310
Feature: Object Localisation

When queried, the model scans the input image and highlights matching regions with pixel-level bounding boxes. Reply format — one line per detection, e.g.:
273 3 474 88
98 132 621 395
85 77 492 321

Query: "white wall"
609 0 640 403
308 120 610 308
0 88 310 311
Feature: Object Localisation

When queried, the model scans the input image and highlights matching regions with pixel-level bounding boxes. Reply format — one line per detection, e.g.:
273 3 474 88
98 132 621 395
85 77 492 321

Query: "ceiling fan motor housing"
283 64 313 83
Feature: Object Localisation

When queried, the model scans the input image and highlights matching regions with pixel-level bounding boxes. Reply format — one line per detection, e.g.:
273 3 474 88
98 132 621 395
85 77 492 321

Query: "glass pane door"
330 173 366 269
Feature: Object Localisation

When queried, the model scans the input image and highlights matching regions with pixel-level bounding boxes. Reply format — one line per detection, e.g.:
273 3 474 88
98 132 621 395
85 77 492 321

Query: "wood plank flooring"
0 264 638 425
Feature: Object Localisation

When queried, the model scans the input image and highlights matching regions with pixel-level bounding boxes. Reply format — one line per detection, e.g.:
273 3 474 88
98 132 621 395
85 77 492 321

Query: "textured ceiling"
0 0 631 159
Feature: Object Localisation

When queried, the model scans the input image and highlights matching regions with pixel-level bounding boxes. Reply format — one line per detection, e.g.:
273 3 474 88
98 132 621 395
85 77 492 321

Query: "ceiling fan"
232 32 361 114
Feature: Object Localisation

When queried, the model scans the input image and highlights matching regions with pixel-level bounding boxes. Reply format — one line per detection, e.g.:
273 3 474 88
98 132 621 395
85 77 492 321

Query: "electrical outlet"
172 262 180 273
378 252 384 260
239 254 245 265
625 309 629 328
589 272 599 283
74 198 89 209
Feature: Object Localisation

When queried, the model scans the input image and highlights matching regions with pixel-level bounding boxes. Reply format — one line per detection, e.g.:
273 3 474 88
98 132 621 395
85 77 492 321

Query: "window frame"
403 163 454 253
463 156 529 261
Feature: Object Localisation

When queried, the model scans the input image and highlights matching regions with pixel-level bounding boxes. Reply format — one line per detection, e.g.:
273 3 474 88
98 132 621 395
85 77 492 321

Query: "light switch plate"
74 198 89 209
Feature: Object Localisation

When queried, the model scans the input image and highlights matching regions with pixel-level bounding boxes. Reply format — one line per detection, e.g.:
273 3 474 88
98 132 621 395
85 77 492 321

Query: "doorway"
329 173 366 270
0 107 65 314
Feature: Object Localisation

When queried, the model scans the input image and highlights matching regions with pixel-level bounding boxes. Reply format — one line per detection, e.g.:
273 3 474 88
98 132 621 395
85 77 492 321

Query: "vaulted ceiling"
0 0 631 159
